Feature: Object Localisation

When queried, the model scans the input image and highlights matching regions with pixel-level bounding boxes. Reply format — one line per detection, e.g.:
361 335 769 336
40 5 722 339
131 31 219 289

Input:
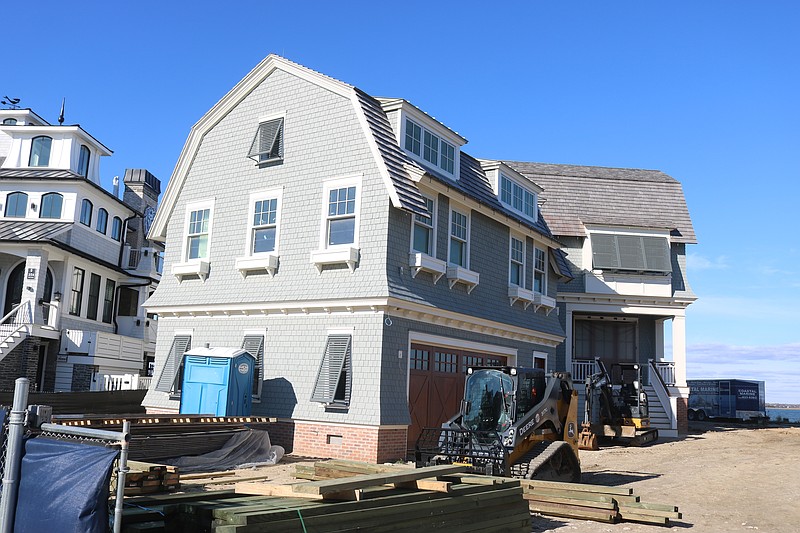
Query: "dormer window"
5 192 27 218
78 145 90 177
29 136 52 167
2 118 16 125
40 193 63 219
500 173 536 220
404 118 457 177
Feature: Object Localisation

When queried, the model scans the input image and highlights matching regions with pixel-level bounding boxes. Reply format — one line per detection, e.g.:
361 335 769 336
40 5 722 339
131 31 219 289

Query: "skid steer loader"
415 366 582 482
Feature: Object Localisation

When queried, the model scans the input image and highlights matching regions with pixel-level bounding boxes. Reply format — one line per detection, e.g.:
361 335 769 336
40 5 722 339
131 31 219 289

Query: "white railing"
571 359 598 384
650 360 676 386
41 301 60 329
0 302 31 344
648 359 676 429
91 373 151 391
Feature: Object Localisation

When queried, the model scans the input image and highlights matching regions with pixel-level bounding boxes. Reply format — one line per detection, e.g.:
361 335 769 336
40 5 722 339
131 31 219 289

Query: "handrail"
648 359 676 430
0 302 27 327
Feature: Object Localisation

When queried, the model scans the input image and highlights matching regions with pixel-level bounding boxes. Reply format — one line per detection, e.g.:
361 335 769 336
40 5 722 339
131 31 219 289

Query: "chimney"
113 176 120 198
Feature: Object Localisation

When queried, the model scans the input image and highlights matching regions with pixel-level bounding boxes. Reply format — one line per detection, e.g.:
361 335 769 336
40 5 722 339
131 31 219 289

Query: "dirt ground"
214 422 800 532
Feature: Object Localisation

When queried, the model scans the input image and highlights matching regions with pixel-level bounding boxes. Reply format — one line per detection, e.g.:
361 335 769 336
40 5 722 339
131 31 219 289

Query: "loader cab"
461 367 546 434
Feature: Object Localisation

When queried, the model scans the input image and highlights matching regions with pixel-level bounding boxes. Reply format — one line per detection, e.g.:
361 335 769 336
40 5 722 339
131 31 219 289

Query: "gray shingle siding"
57 225 121 265
556 236 586 294
146 68 393 310
671 243 694 297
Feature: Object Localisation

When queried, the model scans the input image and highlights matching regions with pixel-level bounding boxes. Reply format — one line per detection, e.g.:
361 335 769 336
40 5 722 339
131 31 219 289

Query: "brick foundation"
0 338 40 391
676 396 688 434
270 420 408 463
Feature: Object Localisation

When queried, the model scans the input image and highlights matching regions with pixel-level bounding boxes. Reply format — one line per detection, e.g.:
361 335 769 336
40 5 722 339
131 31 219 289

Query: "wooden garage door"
407 343 506 448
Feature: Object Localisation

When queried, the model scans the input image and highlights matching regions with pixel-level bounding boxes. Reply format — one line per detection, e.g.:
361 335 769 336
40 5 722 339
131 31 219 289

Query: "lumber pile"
121 464 532 532
123 461 179 495
298 459 683 527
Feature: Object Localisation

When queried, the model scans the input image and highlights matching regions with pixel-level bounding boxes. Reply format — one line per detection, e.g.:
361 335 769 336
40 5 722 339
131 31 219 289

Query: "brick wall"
676 396 688 434
71 363 95 391
0 337 40 390
270 420 407 463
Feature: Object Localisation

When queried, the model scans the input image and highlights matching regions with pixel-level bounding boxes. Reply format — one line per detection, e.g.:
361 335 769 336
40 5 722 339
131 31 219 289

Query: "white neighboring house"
0 107 162 392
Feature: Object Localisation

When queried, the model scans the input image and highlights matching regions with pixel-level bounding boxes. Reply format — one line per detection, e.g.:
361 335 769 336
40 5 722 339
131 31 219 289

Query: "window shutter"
241 335 265 397
248 118 284 162
154 335 191 392
616 235 646 271
310 335 351 404
643 236 671 272
591 234 619 270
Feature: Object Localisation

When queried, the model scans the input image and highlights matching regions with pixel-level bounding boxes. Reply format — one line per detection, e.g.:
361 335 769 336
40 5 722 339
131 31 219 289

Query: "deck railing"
571 359 598 384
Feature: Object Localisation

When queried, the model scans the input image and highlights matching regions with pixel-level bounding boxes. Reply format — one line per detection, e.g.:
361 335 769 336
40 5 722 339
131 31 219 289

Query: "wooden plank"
618 505 682 519
392 479 452 492
618 510 669 525
523 492 616 510
518 478 634 496
619 500 679 512
290 464 467 495
528 500 618 523
235 483 324 499
522 486 616 503
180 470 236 480
181 474 271 486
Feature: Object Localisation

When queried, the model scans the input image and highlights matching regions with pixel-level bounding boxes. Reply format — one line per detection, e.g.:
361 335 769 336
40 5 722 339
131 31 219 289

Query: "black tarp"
162 429 283 473
14 437 118 533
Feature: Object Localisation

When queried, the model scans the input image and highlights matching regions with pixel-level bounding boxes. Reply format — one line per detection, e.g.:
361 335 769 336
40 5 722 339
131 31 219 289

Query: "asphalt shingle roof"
505 161 697 244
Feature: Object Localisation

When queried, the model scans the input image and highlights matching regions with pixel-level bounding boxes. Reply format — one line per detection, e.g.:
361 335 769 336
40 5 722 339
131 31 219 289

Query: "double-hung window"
405 119 421 155
404 118 457 176
69 267 85 316
87 274 101 321
187 208 211 260
449 209 469 267
326 185 357 247
111 217 123 241
412 196 435 255
251 197 279 254
534 247 546 293
510 237 525 287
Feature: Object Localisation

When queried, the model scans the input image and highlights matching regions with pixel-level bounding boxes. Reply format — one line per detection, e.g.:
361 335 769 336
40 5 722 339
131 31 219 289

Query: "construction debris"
123 461 179 496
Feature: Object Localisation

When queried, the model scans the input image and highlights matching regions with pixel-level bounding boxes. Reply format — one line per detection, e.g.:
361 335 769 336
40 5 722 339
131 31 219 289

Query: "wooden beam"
291 464 467 496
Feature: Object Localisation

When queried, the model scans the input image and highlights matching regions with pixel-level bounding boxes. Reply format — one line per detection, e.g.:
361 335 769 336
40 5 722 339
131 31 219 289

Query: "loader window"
463 370 514 433
516 372 546 418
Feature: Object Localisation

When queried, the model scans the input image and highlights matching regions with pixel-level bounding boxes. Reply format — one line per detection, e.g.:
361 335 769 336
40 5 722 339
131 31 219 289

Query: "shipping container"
687 379 766 421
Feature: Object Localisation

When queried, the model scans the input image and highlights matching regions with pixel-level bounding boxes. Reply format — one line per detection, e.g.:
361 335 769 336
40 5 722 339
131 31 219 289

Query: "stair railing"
648 358 676 430
0 302 32 352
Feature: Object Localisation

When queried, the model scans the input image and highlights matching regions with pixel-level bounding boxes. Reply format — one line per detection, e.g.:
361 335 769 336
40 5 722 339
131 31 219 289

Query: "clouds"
687 253 730 270
687 342 800 403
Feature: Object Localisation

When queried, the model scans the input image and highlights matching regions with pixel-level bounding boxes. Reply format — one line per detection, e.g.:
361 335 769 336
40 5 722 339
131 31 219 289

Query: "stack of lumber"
123 461 179 495
521 478 682 525
121 464 532 532
52 415 275 461
298 459 682 527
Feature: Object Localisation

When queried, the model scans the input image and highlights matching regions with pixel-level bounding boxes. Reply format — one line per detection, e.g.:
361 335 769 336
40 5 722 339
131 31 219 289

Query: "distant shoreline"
766 406 800 410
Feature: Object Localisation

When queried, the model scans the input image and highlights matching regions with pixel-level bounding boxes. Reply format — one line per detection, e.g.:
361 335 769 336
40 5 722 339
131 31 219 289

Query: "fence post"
0 378 30 533
112 420 130 533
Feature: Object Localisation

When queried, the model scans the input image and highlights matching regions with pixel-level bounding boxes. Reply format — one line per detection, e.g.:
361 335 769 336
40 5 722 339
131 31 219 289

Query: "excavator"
415 366 582 482
578 358 659 450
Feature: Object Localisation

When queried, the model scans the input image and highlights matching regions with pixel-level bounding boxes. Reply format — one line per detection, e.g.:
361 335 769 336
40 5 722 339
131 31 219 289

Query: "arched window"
80 199 93 226
29 136 52 167
96 208 108 234
2 118 17 125
40 193 63 219
111 217 123 241
4 192 28 218
77 145 90 177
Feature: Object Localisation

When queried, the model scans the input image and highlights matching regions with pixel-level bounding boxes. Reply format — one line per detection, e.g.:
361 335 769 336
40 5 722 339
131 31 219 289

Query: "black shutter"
247 118 284 162
154 335 191 392
591 233 619 270
310 335 352 404
643 236 671 273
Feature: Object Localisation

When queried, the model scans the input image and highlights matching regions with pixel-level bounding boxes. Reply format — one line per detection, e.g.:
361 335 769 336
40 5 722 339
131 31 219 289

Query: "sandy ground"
208 422 800 532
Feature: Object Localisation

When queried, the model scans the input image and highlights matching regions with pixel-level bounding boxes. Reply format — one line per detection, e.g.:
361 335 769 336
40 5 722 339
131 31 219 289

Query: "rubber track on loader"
508 441 581 483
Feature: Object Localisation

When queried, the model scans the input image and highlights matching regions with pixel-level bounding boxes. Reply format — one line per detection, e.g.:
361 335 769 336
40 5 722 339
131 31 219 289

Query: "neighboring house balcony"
56 328 148 392
123 246 163 279
585 270 672 298
116 315 158 352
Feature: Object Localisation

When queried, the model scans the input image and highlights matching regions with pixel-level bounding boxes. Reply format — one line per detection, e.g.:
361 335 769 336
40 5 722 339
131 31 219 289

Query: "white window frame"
534 246 547 294
533 351 549 372
401 117 459 178
410 195 436 256
247 112 286 165
246 188 282 257
319 176 361 251
173 200 214 282
448 206 470 269
499 173 537 222
509 234 526 288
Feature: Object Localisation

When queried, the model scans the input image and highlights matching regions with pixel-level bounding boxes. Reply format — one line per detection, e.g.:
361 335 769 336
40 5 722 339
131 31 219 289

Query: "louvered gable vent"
248 117 284 163
311 335 352 405
591 234 671 273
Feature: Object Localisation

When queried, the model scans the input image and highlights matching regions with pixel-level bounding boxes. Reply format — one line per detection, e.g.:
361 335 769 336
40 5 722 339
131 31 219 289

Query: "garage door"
407 343 506 448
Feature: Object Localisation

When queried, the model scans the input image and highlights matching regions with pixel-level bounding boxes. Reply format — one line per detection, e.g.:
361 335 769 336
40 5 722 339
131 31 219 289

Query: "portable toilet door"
180 348 255 416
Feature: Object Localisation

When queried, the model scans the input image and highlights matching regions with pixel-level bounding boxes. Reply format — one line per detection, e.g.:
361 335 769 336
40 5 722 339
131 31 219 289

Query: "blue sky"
7 1 800 402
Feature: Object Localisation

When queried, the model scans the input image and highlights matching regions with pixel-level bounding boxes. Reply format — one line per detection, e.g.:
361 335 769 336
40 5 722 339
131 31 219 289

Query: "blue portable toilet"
179 347 255 416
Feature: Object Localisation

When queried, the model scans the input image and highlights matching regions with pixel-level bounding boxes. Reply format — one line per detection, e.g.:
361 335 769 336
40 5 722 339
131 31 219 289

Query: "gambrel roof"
506 162 697 244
